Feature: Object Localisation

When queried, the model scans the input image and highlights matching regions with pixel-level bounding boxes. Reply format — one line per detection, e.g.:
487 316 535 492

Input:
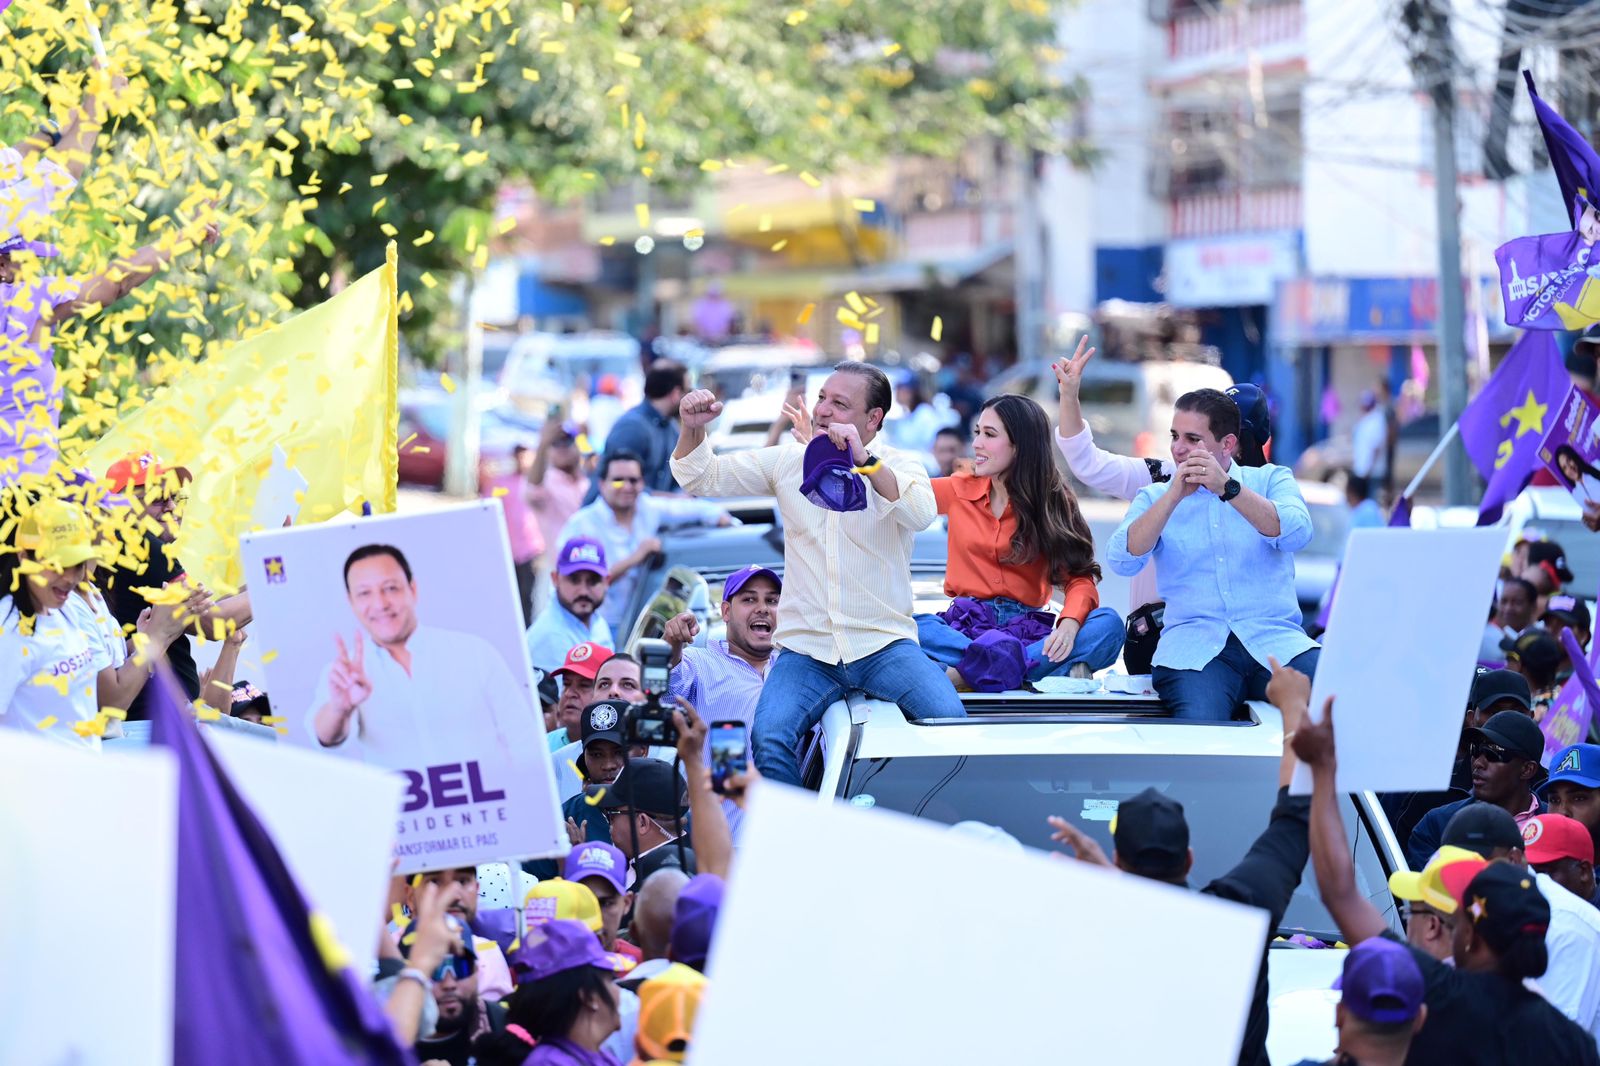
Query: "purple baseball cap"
798 435 866 512
1333 938 1425 1025
557 536 608 577
508 918 615 986
565 841 631 895
723 564 781 601
0 234 59 257
668 873 724 971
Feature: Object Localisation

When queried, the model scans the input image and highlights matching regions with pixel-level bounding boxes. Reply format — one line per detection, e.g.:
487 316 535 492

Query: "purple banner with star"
1459 331 1573 524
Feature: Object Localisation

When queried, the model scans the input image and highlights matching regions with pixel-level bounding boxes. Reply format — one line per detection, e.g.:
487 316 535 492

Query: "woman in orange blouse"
917 394 1124 686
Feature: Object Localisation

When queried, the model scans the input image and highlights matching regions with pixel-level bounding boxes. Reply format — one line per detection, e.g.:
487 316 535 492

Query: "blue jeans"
915 601 1126 683
752 639 966 786
1152 633 1321 722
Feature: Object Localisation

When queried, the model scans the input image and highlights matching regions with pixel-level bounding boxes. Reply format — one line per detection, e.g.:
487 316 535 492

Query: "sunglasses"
1469 741 1518 764
430 955 476 982
1401 902 1455 928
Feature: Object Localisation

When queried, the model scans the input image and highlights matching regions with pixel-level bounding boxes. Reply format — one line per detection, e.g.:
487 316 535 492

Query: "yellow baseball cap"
1388 845 1485 914
15 497 97 571
633 963 706 1063
522 878 603 934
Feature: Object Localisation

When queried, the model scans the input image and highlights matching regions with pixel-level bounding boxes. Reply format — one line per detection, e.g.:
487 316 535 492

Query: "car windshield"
840 752 1398 942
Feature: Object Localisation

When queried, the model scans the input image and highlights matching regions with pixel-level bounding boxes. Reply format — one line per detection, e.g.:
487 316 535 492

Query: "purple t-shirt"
1 274 79 482
523 1038 621 1066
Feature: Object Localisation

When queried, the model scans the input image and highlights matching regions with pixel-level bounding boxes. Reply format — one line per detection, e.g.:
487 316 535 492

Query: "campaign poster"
1537 387 1600 510
240 501 565 873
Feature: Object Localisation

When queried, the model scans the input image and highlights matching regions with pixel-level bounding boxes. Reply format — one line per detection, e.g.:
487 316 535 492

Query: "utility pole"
1404 0 1472 505
445 274 483 499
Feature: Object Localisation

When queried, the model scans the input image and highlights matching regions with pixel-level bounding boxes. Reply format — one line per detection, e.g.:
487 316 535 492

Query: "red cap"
1437 854 1492 909
1523 814 1596 865
105 452 192 494
556 642 613 681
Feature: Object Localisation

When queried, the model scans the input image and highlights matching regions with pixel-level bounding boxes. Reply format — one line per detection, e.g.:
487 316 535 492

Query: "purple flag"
1526 71 1600 231
1542 626 1600 763
147 670 413 1066
1496 226 1600 331
1458 331 1573 524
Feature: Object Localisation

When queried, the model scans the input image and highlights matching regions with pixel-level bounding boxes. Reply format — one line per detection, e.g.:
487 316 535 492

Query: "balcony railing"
1168 1 1303 62
1168 185 1301 239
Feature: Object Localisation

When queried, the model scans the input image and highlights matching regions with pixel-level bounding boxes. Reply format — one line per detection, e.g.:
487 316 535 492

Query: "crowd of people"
8 97 1600 1056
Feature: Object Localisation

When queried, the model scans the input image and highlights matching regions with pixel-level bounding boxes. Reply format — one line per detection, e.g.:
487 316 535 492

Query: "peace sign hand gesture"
1051 335 1097 435
329 632 372 714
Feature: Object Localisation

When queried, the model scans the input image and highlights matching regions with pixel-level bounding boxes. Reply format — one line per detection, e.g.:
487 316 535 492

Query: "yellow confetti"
845 291 868 315
492 486 508 497
852 199 877 212
865 323 880 344
771 239 789 251
932 316 944 342
541 41 566 54
786 10 809 25
883 43 902 56
262 650 279 664
440 373 456 394
585 787 607 806
635 203 651 229
799 171 822 188
836 308 865 330
599 236 616 246
615 51 641 68
566 758 585 783
562 1 576 22
522 68 541 82
619 6 633 23
412 230 435 246
393 78 414 89
371 174 388 187
797 303 815 324
36 716 57 730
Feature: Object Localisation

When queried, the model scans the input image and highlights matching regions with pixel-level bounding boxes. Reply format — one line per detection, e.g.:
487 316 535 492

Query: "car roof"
842 695 1288 760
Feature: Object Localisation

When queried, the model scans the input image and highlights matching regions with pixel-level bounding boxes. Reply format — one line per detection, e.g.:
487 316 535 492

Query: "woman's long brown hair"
981 394 1101 585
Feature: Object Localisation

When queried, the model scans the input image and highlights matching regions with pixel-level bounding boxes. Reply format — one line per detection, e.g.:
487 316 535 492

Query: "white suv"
801 689 1408 1066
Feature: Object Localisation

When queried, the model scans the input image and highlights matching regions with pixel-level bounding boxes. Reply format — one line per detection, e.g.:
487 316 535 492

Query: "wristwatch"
853 452 882 475
396 966 433 992
1220 478 1242 503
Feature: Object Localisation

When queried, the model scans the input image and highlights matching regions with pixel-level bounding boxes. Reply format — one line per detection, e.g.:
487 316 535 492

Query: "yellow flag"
75 245 399 590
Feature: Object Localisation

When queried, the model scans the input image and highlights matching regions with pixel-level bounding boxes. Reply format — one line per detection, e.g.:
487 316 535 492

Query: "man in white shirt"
305 543 543 770
1351 389 1388 496
524 536 614 676
671 361 965 787
558 452 732 633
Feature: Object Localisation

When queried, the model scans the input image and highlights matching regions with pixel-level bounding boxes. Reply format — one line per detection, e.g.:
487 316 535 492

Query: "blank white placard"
0 736 178 1066
1290 528 1507 796
693 783 1270 1066
209 730 404 960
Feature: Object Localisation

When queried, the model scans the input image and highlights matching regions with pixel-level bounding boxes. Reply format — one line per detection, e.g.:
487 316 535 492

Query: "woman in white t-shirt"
60 562 198 724
0 498 107 747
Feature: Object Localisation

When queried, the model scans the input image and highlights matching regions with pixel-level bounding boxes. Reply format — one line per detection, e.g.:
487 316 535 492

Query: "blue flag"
1458 331 1573 524
1525 71 1600 230
147 670 413 1066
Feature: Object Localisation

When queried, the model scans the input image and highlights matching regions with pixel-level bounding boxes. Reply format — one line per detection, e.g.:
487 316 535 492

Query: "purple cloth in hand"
956 630 1029 693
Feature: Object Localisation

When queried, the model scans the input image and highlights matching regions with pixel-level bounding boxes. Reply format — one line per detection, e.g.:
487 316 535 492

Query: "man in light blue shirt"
559 451 733 634
1108 388 1319 721
525 536 615 676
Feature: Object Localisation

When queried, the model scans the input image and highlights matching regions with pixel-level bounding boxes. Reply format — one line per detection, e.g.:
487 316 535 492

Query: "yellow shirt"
671 438 936 664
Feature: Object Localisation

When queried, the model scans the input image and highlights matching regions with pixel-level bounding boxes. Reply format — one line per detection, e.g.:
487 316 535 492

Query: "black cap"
1543 594 1592 630
1469 668 1532 713
1465 710 1547 763
1446 863 1551 967
580 699 629 749
537 671 559 708
1112 787 1190 877
1442 802 1525 857
1527 541 1574 584
1225 383 1272 446
1501 631 1563 678
591 758 688 819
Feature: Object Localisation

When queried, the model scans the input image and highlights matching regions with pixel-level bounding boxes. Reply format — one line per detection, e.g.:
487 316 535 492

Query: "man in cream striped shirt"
672 361 966 785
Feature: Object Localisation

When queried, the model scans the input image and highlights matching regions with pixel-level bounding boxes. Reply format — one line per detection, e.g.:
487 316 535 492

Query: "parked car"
1296 412 1443 490
396 390 543 490
499 331 642 416
1296 481 1351 628
986 357 1234 461
806 690 1405 1065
